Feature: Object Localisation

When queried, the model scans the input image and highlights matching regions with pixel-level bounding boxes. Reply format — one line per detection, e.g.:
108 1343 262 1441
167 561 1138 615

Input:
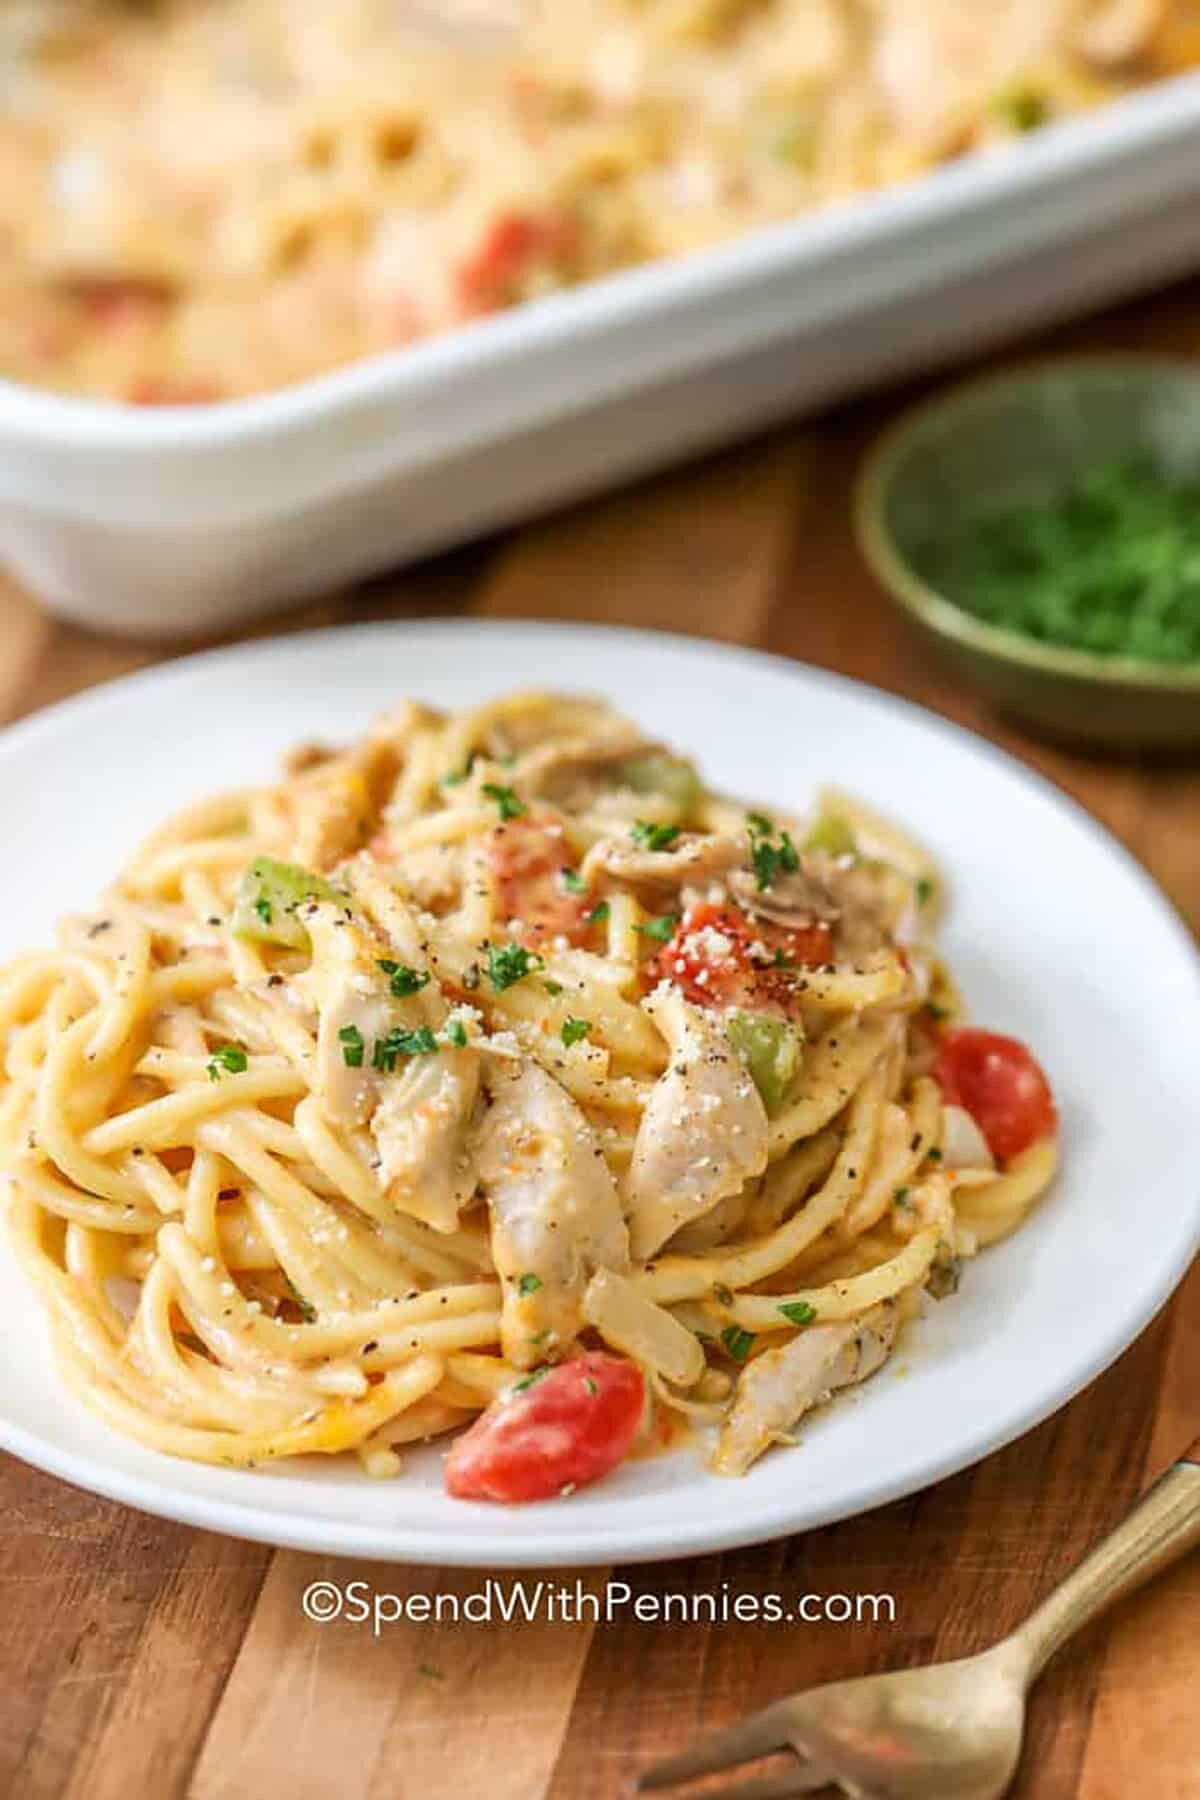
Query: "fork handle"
1010 1432 1200 1681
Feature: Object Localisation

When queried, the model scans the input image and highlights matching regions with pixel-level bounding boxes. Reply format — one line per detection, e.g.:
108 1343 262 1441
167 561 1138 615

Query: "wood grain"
2 274 1198 1800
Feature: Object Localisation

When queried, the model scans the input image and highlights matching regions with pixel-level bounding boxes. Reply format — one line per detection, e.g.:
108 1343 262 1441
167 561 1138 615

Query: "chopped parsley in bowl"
856 360 1200 752
919 457 1200 667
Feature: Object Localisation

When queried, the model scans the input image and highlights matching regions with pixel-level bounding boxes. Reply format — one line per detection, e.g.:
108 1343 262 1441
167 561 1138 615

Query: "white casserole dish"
4 71 1200 639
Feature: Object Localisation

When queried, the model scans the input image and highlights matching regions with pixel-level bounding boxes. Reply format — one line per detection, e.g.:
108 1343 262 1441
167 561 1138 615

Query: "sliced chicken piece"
301 906 398 1127
384 840 465 911
475 1060 630 1368
667 1183 755 1254
624 985 769 1261
371 1048 481 1234
1076 0 1163 64
301 905 480 1232
584 832 743 894
713 1301 899 1476
288 734 400 872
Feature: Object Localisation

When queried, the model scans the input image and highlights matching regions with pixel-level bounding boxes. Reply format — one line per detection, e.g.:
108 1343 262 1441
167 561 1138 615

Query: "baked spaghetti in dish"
1 1 1197 403
1 691 1058 1501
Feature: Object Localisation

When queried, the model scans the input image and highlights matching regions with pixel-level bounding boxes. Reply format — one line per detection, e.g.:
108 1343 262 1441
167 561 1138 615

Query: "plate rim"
2 617 1197 1567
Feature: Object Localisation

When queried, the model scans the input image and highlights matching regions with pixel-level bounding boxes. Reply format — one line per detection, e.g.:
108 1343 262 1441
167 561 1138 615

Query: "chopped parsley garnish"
584 1375 599 1396
918 455 1200 665
560 868 585 893
206 1044 247 1081
418 1663 444 1681
925 1001 951 1023
561 1017 591 1048
485 941 542 990
338 1024 365 1068
778 1300 817 1326
747 812 800 891
721 1325 755 1363
893 1185 911 1208
253 897 272 925
513 1367 551 1393
442 751 478 786
516 1272 542 1295
286 1277 317 1324
916 876 934 908
445 1019 468 1048
927 1147 943 1163
482 782 526 821
630 820 681 853
636 912 679 942
377 959 430 998
713 1282 735 1307
992 83 1049 132
372 1026 439 1070
584 900 610 927
542 979 564 997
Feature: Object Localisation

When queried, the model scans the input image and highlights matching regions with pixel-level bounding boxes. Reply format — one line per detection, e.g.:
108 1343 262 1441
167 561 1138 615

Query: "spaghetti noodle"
1 691 1058 1496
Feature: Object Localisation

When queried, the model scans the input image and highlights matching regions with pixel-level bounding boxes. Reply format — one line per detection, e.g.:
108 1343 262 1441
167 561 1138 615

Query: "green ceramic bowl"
855 359 1200 753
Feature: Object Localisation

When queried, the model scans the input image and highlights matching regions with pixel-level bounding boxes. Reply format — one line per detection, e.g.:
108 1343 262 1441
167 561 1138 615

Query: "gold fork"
640 1433 1200 1800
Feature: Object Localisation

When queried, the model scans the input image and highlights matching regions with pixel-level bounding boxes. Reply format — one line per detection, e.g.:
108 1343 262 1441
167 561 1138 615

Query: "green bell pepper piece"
726 1011 803 1115
232 857 343 949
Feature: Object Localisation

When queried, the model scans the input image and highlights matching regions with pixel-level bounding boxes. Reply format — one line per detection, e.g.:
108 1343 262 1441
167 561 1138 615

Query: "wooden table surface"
3 276 1199 1800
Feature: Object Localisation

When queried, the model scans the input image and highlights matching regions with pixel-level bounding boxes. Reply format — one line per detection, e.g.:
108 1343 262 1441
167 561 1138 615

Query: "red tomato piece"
486 813 591 948
456 210 573 315
645 902 834 1016
77 278 170 332
445 1353 645 1503
126 378 221 407
934 1028 1057 1165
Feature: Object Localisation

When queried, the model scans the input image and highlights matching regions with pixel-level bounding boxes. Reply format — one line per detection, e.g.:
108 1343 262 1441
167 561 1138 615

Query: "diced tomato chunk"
456 209 573 315
645 902 833 1017
486 813 592 948
934 1028 1057 1165
126 378 221 407
76 278 171 332
445 1353 645 1503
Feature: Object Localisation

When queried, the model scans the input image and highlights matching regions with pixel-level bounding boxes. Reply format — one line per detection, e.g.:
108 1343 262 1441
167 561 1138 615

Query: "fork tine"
637 1701 796 1790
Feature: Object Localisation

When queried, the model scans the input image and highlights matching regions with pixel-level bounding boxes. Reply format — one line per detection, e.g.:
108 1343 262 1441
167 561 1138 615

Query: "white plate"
2 622 1197 1566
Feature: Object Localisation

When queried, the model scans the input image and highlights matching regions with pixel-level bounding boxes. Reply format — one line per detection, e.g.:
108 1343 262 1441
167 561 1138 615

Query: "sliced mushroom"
727 859 841 929
515 733 657 810
624 985 769 1261
713 1300 899 1476
474 1060 629 1368
584 832 744 894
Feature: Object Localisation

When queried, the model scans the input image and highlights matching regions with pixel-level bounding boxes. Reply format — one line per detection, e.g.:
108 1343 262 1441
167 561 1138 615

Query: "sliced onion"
941 1103 995 1172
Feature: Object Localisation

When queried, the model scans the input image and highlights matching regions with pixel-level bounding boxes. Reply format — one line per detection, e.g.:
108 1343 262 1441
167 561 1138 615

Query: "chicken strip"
302 906 479 1232
624 984 769 1261
713 1301 899 1476
475 1060 630 1368
371 1048 481 1234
